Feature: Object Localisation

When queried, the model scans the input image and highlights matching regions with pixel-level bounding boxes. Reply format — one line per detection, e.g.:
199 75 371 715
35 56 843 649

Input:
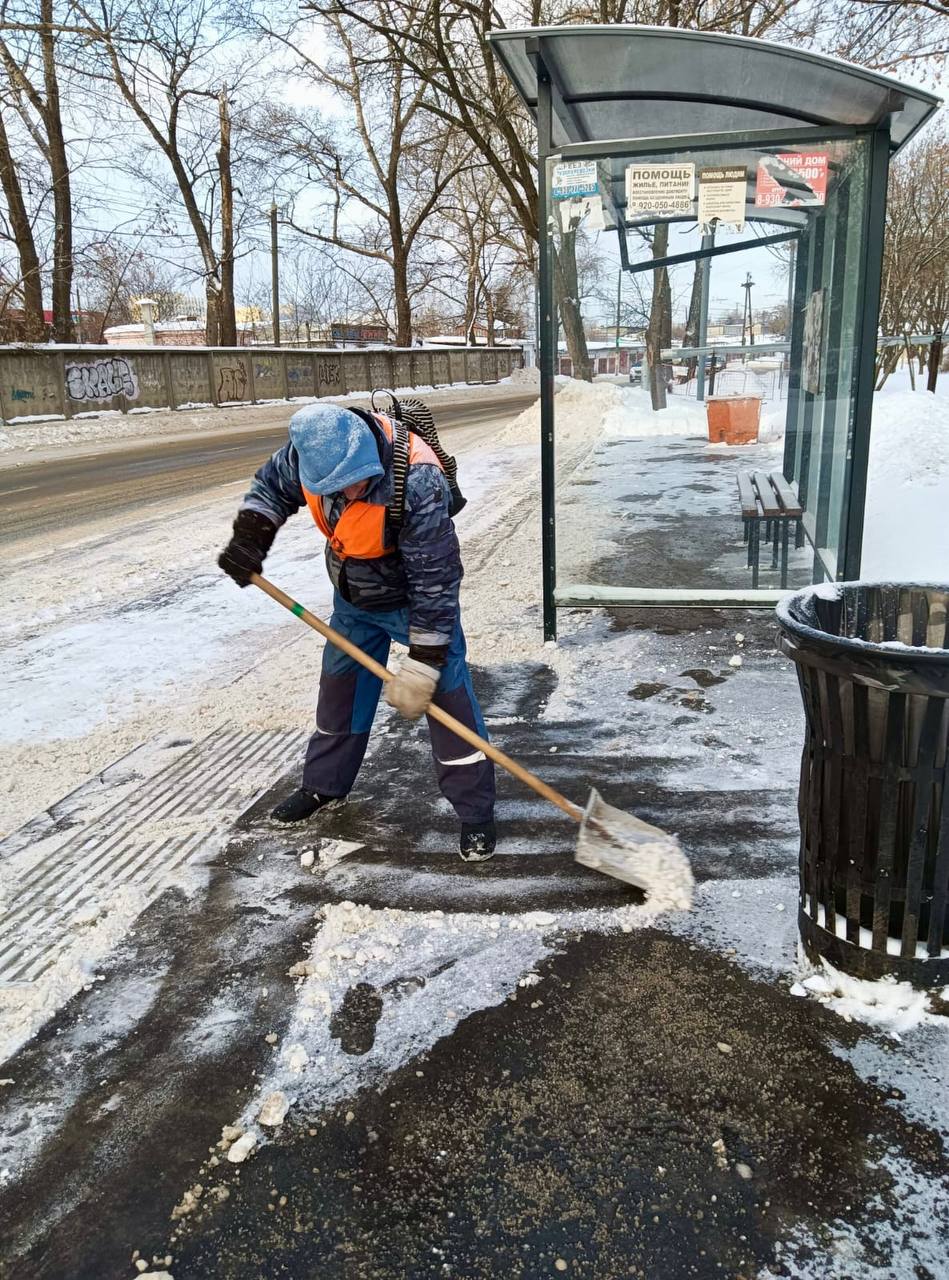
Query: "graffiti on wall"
66 357 139 402
217 363 248 402
10 387 34 402
316 358 342 387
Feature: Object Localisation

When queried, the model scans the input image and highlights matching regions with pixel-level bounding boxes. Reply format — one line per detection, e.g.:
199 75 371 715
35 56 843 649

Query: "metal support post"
533 55 558 641
270 202 281 347
841 125 890 580
615 268 622 351
695 230 713 401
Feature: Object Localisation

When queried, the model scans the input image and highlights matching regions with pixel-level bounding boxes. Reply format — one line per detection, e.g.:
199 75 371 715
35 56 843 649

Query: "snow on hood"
289 404 384 495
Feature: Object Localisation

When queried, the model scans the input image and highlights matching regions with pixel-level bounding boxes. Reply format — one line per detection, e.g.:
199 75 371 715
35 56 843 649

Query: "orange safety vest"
302 413 443 561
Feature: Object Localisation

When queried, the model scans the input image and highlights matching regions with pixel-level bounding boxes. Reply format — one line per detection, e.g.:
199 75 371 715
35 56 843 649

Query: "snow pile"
862 386 949 581
502 377 707 444
575 789 693 911
791 956 944 1036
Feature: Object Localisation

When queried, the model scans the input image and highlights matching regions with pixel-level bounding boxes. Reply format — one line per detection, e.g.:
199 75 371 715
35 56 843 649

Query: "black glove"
408 641 448 669
218 509 278 587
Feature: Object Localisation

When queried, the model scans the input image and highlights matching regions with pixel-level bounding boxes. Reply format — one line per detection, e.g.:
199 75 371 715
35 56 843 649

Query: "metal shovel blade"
575 788 694 911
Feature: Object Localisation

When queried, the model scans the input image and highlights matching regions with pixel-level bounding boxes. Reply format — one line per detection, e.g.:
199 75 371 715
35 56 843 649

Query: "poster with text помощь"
697 166 747 233
625 163 695 217
755 153 828 208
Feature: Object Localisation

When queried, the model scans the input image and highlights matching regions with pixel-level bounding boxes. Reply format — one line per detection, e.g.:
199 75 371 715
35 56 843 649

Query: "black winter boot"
270 788 345 825
459 820 497 862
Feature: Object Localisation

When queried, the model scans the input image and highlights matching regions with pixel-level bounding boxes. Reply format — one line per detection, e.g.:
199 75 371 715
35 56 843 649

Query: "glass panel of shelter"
547 134 870 601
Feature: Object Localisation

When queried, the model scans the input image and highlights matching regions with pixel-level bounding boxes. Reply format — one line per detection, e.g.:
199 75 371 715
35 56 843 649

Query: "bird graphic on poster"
758 155 822 206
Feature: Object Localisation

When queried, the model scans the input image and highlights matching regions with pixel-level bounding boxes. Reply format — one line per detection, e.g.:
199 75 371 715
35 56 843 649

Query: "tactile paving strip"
0 725 305 985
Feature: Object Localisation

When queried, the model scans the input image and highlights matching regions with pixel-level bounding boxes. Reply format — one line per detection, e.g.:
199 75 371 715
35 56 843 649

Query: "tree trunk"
647 222 671 410
217 92 237 347
684 259 703 378
206 286 221 347
554 231 592 381
0 110 45 341
485 289 495 347
391 240 412 346
463 267 477 345
40 0 73 342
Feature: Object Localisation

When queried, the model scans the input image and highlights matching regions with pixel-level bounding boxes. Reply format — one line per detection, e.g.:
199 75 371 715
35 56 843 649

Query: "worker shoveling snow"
252 572 693 908
215 392 691 903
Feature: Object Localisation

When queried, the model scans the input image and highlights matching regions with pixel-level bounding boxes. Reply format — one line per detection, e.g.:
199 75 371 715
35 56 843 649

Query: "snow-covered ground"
2 375 948 1277
2 375 947 1042
862 374 949 580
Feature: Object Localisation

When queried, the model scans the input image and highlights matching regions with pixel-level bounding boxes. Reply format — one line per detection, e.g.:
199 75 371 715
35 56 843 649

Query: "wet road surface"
0 394 536 544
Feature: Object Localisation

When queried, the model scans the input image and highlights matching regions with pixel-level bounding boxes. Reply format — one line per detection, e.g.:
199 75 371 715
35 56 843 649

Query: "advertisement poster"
558 194 615 233
625 163 695 217
803 289 824 395
755 153 828 208
551 160 599 200
697 166 747 233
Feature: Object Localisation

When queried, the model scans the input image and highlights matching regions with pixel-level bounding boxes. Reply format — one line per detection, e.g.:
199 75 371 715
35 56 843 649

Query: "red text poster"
755 153 828 208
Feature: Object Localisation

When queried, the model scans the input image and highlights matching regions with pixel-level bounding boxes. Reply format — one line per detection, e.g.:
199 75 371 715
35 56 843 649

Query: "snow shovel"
251 573 693 909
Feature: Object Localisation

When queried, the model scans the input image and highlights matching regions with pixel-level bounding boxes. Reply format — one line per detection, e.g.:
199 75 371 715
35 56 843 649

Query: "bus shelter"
488 26 939 639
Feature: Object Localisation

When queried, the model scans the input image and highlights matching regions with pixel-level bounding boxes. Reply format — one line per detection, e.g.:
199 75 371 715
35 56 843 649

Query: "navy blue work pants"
302 593 496 824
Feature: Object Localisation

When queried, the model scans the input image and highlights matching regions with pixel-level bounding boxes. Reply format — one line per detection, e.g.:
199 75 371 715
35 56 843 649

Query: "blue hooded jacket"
240 404 462 647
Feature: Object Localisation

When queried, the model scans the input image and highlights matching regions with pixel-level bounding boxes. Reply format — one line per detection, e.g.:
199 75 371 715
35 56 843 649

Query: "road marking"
1 484 38 495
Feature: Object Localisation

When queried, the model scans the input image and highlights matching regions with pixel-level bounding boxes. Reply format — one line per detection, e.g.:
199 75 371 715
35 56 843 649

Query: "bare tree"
252 2 473 346
876 126 949 388
0 0 78 339
73 0 256 343
822 0 949 73
424 158 532 342
73 237 186 338
0 102 44 336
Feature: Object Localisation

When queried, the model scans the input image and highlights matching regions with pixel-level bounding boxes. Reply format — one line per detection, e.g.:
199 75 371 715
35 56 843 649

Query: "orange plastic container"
706 396 761 445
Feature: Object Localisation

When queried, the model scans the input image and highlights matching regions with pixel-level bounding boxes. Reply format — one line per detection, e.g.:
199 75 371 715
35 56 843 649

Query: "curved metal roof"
487 26 940 151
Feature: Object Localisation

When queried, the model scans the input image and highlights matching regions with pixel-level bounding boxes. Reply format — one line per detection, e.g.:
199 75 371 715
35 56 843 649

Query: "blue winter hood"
289 404 384 495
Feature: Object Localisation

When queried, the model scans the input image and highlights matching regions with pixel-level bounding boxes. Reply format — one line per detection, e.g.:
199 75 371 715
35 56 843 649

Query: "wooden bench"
737 471 804 588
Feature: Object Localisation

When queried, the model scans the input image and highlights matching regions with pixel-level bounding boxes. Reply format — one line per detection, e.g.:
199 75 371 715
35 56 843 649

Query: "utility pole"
741 272 755 347
270 202 281 347
615 267 622 350
695 229 714 401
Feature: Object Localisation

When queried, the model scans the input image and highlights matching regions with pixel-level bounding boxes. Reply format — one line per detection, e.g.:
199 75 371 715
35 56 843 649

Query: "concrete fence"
0 343 522 423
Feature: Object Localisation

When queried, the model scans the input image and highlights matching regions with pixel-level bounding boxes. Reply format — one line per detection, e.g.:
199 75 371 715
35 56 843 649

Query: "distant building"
102 318 257 347
0 307 104 342
104 317 208 347
557 339 644 378
329 322 389 345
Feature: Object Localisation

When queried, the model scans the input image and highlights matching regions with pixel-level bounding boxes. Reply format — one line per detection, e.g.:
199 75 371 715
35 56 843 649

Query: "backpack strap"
388 416 410 531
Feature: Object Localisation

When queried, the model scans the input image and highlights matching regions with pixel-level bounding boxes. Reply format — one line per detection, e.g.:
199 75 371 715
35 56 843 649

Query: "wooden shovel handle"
250 572 583 823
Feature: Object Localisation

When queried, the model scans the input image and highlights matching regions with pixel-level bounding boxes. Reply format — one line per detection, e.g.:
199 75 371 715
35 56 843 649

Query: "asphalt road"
0 394 536 544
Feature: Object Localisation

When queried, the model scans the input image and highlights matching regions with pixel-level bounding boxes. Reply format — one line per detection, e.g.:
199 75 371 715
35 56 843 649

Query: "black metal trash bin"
777 582 949 987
